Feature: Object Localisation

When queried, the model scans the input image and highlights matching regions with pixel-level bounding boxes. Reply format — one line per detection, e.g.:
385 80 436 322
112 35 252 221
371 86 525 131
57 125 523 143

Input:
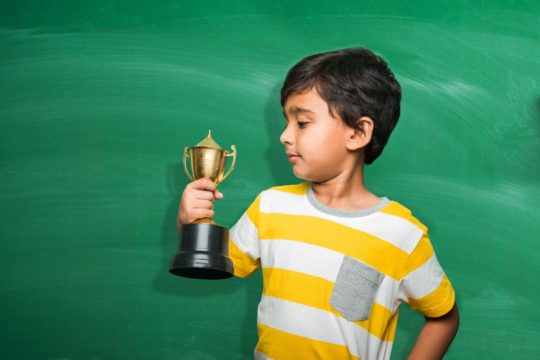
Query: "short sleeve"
228 194 261 278
398 231 455 318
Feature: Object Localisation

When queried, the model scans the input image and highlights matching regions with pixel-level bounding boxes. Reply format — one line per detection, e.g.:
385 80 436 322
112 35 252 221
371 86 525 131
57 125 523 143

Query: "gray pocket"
329 256 383 321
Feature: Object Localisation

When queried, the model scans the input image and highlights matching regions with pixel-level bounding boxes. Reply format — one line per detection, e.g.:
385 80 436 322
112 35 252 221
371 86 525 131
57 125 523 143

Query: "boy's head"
280 48 401 166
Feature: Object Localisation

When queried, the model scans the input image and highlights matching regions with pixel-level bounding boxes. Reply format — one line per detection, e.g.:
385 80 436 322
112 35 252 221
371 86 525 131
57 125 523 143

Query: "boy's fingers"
214 190 224 200
193 190 214 201
191 209 215 222
194 200 213 210
188 178 217 192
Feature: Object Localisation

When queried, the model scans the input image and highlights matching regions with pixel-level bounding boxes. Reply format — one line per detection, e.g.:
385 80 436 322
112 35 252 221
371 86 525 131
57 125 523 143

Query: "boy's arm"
408 303 460 360
399 229 459 359
176 178 261 277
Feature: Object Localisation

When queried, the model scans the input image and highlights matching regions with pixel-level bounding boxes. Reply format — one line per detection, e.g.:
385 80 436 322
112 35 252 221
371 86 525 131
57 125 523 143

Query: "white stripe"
260 239 401 313
399 254 444 300
261 189 423 254
258 295 358 357
230 212 260 260
377 340 394 360
258 295 395 360
377 276 401 313
260 239 344 282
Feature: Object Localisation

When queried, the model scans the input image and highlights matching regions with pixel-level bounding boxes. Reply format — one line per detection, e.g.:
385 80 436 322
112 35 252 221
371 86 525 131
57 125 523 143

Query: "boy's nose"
280 127 293 145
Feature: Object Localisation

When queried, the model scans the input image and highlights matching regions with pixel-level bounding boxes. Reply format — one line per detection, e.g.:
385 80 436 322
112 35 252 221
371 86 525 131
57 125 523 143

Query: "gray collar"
307 183 391 218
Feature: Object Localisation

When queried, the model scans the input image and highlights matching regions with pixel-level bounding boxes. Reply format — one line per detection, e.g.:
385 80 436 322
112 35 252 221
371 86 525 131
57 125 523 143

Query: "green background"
1 1 539 359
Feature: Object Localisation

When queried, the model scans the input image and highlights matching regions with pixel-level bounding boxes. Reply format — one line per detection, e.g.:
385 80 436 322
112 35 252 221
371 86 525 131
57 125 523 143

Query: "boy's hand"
177 178 224 229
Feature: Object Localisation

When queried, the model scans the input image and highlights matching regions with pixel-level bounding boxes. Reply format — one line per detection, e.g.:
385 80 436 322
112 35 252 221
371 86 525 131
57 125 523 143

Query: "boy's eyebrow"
283 106 315 118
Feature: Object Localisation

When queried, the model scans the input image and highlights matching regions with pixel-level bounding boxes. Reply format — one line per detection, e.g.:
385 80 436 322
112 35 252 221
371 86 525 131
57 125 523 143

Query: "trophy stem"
192 218 217 225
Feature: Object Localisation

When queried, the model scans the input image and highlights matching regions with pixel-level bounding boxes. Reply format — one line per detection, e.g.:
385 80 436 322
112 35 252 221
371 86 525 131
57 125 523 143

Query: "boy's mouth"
286 152 300 163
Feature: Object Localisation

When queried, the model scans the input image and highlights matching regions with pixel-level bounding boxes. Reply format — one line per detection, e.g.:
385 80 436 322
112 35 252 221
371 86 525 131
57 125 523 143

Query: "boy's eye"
282 121 308 130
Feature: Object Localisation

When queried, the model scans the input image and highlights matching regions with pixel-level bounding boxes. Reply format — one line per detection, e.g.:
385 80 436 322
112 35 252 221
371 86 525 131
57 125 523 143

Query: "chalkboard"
1 1 539 359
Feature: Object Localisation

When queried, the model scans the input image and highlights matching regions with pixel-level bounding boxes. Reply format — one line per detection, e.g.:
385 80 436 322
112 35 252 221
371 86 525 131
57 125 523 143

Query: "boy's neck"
310 163 381 211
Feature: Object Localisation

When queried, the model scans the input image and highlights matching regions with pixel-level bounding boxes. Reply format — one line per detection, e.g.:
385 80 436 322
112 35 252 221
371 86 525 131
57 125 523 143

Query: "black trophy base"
169 222 234 280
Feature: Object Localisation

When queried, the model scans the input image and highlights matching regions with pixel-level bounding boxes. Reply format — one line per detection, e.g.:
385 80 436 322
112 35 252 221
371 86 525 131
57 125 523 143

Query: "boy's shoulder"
245 182 307 204
254 182 428 233
264 182 309 195
377 199 428 233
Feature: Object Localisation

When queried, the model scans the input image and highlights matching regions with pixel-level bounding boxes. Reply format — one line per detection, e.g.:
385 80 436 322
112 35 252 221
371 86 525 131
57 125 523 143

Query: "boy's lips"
286 152 300 163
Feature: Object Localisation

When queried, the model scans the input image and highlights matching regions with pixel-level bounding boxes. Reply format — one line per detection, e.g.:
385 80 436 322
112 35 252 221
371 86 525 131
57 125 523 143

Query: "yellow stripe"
381 310 399 343
270 182 309 195
379 202 428 233
258 213 408 279
263 268 398 341
402 233 435 276
369 304 397 342
246 194 261 227
369 201 435 277
256 324 360 360
229 238 260 278
408 274 455 318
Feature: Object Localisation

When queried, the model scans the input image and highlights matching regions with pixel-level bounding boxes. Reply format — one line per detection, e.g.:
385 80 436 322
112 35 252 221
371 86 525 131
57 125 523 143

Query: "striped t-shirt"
229 182 455 360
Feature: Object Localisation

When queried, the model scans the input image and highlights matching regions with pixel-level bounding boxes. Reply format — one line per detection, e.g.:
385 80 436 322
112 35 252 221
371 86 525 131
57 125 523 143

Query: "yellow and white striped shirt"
229 182 455 360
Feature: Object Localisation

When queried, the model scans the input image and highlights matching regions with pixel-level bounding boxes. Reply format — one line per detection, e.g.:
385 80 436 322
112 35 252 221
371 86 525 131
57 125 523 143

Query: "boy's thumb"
214 190 224 200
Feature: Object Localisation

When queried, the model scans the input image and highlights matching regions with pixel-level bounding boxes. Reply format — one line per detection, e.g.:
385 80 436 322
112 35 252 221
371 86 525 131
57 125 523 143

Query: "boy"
177 48 459 359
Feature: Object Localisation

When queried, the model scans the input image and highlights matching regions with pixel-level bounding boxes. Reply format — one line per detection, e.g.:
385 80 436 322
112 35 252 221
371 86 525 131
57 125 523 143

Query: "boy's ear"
346 116 374 151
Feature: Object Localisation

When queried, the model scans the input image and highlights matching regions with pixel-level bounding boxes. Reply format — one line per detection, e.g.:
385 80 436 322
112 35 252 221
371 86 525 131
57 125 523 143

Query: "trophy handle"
221 145 237 182
182 147 194 181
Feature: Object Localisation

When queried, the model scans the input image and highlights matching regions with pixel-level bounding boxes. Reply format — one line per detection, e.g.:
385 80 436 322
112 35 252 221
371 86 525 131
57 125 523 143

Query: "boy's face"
280 87 361 182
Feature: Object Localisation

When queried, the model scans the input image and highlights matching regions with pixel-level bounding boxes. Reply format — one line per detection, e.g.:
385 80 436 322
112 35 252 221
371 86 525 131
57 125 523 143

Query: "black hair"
280 48 401 165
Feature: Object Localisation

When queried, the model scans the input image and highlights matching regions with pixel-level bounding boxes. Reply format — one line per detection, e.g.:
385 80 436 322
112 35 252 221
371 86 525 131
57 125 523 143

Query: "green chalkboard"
1 1 539 359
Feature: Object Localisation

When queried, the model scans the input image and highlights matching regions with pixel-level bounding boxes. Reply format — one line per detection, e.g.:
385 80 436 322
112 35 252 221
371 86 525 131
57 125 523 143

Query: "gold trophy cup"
169 130 237 279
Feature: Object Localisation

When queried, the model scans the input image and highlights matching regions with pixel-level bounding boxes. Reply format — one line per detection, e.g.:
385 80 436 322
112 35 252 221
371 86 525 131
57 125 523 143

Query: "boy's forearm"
408 303 459 360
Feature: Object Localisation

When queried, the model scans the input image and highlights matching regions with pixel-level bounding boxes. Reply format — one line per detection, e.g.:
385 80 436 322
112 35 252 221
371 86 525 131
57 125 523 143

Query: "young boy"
177 48 459 360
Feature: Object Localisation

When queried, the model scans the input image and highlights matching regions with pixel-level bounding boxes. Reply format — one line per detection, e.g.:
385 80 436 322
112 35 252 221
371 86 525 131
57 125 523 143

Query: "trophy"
169 130 237 279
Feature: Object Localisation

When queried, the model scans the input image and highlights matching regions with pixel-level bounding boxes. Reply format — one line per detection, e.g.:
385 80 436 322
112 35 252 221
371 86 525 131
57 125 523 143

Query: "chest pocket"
329 256 384 321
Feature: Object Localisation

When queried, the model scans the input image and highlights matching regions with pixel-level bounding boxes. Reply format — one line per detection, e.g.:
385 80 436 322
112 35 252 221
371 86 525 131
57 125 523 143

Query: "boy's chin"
292 170 330 183
292 169 314 182
292 171 306 180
